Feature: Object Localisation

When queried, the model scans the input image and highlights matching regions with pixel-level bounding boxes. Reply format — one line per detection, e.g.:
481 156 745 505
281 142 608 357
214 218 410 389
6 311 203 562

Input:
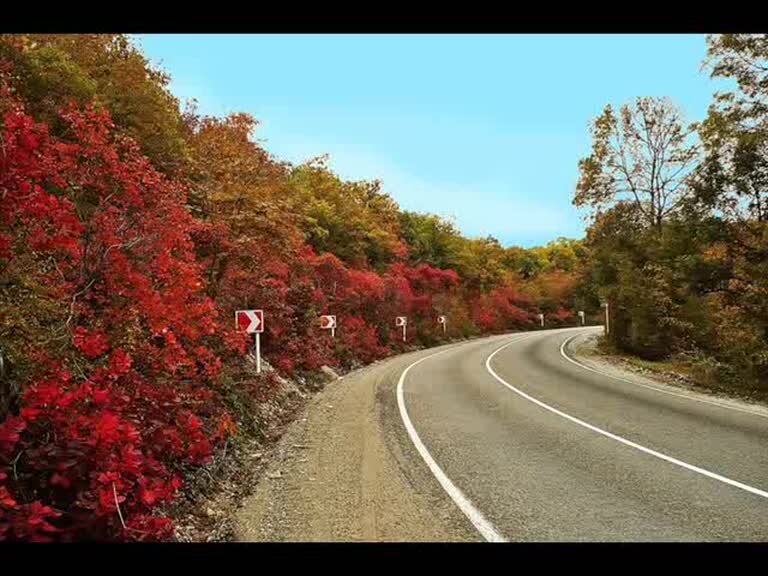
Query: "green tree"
288 159 404 269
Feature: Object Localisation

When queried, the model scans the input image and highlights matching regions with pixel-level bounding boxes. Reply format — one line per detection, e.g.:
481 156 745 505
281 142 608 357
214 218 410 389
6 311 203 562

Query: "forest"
0 34 766 541
0 34 588 540
575 35 768 399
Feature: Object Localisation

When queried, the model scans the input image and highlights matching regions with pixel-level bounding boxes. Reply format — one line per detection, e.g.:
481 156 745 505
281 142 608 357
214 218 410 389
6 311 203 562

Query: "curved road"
237 327 768 541
399 327 768 541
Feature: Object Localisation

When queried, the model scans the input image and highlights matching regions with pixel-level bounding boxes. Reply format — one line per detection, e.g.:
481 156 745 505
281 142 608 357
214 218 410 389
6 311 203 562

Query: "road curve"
236 327 768 541
400 327 768 541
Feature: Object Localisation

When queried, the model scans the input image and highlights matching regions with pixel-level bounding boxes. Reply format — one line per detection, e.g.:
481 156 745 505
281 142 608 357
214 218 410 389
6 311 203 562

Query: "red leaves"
17 502 62 542
0 49 577 543
0 496 62 542
0 97 230 542
473 285 535 332
73 327 110 359
0 416 25 456
0 233 11 260
213 413 237 442
107 349 133 377
50 473 71 489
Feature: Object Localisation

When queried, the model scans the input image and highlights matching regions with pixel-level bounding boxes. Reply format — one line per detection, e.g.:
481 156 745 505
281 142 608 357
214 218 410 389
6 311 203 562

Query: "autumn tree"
0 34 189 174
575 97 700 230
287 159 405 270
696 34 768 223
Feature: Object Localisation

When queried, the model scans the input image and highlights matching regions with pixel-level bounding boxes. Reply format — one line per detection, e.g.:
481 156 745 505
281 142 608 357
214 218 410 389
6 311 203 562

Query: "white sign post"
578 310 585 326
320 314 337 338
236 309 264 373
538 313 545 328
602 302 610 335
437 315 446 334
396 316 407 342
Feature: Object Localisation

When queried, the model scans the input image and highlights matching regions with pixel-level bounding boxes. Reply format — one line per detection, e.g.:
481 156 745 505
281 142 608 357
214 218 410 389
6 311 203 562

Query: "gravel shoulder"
567 330 768 419
233 347 479 542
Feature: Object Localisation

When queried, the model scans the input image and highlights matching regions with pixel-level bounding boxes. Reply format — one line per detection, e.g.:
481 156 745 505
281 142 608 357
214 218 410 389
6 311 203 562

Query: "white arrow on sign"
437 315 446 324
235 309 264 334
320 314 337 338
235 309 264 374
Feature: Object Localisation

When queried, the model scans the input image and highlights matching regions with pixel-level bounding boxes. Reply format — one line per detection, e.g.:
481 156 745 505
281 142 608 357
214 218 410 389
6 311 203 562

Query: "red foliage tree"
0 92 232 540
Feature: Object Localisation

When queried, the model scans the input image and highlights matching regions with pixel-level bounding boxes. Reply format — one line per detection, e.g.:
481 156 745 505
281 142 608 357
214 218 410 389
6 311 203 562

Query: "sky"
137 34 722 248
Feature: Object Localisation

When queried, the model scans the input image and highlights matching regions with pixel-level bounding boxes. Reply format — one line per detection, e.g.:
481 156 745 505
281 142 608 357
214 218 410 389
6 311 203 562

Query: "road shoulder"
567 331 768 418
233 350 479 542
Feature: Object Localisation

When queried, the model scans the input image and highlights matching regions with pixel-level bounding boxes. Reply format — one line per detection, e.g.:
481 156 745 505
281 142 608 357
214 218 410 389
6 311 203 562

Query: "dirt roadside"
233 349 479 542
568 331 768 417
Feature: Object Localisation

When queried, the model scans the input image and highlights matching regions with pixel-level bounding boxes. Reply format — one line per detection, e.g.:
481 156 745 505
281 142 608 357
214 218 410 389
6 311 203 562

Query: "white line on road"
396 339 521 543
486 337 768 501
559 332 768 420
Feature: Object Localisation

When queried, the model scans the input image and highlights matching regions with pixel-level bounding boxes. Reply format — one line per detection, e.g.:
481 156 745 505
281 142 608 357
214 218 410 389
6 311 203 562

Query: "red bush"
0 98 231 541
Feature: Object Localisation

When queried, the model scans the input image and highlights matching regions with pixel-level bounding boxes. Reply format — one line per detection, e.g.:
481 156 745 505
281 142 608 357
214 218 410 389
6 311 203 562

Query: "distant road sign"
395 316 407 327
437 315 446 324
320 315 337 329
235 309 264 334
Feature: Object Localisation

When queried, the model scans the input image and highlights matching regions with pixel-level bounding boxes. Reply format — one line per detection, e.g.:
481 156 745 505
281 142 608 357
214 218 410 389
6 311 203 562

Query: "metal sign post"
602 302 610 335
437 315 446 334
538 313 545 328
578 310 585 326
255 331 261 373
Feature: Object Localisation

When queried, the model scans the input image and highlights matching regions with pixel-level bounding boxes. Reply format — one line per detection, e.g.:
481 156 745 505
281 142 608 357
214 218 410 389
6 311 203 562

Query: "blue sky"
137 34 721 247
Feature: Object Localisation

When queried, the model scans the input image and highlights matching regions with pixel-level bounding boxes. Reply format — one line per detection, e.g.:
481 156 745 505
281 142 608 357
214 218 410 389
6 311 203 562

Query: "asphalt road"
400 327 768 541
237 327 768 541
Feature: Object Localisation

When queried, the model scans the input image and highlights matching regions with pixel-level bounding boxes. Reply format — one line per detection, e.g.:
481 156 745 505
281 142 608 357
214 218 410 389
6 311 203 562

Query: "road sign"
396 316 407 341
235 309 264 334
437 315 446 334
538 313 545 328
320 314 337 337
578 310 585 326
235 309 264 373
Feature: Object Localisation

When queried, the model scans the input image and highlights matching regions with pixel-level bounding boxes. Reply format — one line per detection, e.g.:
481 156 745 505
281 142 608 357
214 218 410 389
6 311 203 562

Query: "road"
236 327 768 542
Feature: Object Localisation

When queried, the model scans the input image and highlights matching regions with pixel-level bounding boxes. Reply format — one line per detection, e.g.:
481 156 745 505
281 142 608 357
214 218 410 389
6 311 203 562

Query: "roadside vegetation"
2 33 766 542
575 35 768 401
0 34 587 541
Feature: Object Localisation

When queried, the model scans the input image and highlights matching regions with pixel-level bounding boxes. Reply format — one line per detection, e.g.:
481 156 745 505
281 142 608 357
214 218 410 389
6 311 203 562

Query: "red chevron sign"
235 309 264 333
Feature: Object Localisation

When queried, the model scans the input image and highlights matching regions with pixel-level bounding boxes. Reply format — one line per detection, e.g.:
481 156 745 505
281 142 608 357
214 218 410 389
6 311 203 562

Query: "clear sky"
137 34 721 248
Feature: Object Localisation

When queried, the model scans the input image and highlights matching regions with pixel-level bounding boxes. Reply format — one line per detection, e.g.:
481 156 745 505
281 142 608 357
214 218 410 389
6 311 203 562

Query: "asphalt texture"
236 327 768 541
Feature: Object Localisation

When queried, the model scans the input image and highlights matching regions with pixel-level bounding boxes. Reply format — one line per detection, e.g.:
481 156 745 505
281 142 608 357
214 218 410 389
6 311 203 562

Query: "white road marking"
559 332 768 420
486 337 768 501
396 338 523 543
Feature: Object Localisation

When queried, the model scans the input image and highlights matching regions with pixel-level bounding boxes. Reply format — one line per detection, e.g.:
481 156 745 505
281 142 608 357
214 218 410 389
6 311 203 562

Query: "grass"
593 335 768 404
